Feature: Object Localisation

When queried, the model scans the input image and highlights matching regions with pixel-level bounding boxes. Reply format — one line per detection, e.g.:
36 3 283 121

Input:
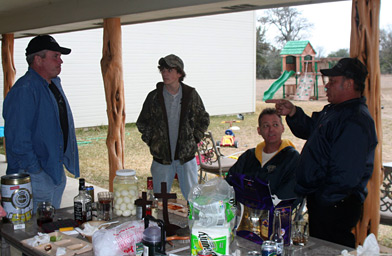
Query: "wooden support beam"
2 33 16 157
1 34 15 99
100 18 125 192
350 0 382 246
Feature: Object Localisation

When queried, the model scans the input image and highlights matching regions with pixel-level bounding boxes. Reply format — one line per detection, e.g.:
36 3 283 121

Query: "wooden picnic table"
0 206 352 256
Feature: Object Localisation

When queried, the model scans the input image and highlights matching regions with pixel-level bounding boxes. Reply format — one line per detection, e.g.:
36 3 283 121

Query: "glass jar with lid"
113 169 139 217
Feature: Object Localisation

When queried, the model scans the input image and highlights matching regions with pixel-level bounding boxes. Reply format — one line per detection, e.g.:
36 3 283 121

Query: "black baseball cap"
320 58 368 86
25 35 71 56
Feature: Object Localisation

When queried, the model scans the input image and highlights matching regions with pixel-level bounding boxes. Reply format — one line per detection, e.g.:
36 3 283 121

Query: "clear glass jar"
113 169 139 217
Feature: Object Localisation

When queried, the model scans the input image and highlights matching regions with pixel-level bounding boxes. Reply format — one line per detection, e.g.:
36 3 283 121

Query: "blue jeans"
27 169 67 213
151 158 198 200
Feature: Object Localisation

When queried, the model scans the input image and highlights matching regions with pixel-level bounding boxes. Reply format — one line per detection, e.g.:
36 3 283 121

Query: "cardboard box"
229 173 295 245
190 221 232 255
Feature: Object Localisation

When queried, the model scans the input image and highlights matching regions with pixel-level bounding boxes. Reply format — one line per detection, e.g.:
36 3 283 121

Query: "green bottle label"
191 232 228 255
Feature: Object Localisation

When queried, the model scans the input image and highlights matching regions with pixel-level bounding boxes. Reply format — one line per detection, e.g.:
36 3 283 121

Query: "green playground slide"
263 70 295 101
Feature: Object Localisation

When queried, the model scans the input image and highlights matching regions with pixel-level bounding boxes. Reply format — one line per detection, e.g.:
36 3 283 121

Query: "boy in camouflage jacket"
137 54 209 200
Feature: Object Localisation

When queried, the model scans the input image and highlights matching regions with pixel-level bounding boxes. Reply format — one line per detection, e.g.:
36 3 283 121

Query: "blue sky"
257 0 392 56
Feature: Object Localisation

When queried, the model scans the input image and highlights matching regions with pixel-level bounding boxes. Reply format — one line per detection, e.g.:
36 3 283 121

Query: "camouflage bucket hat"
158 54 184 71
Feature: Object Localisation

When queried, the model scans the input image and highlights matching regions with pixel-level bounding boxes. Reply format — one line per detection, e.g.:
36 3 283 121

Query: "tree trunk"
1 34 15 97
350 0 382 246
100 18 125 192
2 33 16 157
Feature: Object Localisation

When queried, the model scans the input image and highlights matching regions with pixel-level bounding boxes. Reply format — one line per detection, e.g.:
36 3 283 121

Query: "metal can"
261 241 277 256
136 205 143 220
197 249 213 256
1 173 33 223
85 186 94 202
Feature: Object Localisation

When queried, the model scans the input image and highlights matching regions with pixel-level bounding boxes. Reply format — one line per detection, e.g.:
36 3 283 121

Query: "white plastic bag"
92 220 144 256
341 233 380 256
356 233 380 256
188 177 235 227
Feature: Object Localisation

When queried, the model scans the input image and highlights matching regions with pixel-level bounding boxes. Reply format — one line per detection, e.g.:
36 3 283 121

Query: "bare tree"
315 46 325 59
259 7 313 47
256 25 281 79
380 26 392 74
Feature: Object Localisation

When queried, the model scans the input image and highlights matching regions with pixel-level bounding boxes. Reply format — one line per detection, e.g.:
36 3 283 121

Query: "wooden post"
1 34 15 98
350 0 382 246
100 18 125 192
2 33 16 157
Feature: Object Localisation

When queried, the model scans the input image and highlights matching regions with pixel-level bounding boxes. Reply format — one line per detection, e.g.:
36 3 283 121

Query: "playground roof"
280 40 315 55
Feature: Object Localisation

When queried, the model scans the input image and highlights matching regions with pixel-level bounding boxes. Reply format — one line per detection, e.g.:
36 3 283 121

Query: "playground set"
263 40 340 101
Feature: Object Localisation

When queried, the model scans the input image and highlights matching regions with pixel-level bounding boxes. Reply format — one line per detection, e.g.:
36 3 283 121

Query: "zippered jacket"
3 68 80 185
137 82 209 164
226 139 300 201
286 97 378 206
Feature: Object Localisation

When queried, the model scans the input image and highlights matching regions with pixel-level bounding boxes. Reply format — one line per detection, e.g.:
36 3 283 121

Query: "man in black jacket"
137 54 209 200
267 58 378 248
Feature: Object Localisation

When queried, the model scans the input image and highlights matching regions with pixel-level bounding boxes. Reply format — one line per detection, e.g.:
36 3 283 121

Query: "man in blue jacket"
267 58 378 248
3 35 80 212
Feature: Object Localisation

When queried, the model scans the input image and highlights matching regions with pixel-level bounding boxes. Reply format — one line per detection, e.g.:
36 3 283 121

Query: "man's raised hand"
265 99 296 117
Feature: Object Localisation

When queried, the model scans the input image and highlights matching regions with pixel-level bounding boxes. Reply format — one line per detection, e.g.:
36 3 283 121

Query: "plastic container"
142 226 162 256
113 169 139 217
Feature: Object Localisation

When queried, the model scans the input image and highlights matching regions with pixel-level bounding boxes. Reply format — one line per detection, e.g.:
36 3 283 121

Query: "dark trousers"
307 194 363 248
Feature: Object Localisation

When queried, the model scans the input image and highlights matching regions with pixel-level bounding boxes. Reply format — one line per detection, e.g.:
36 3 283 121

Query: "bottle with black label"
74 178 92 225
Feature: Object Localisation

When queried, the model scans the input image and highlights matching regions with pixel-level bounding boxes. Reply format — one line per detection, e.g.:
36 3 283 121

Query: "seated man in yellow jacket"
226 108 300 201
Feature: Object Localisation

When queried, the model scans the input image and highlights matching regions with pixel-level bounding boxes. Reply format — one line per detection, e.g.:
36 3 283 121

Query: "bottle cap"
116 169 136 176
142 226 161 244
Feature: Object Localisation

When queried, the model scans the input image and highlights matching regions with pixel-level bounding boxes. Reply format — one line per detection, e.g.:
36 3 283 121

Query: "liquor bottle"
270 209 284 256
146 177 158 219
74 178 92 225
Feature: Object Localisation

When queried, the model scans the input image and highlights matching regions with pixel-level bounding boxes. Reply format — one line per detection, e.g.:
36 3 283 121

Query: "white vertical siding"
0 11 256 128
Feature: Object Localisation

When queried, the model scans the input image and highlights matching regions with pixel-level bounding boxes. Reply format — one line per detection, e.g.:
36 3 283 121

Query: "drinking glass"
98 192 113 221
36 202 55 227
291 219 309 246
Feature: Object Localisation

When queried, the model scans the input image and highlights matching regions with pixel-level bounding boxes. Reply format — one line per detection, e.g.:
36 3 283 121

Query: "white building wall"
0 11 256 128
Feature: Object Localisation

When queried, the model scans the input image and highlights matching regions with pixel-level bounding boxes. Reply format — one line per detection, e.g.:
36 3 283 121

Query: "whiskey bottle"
74 178 92 225
146 177 158 219
270 209 284 256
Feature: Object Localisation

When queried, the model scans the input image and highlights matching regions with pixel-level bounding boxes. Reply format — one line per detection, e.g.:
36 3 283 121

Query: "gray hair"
26 50 47 66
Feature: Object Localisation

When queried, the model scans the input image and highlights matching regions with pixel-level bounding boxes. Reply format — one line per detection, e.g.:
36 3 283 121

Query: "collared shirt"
3 67 80 185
